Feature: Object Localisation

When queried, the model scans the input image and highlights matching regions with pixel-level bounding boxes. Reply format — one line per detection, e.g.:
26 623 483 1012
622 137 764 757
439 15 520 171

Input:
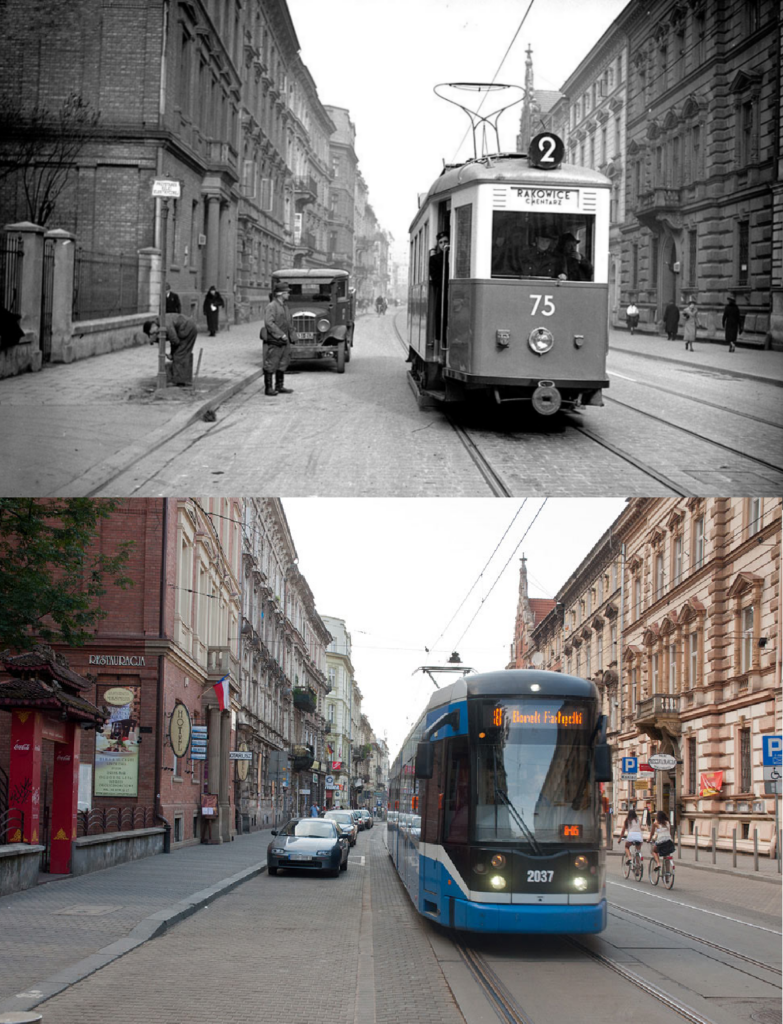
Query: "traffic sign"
152 178 181 198
621 757 638 774
762 736 782 766
620 773 637 781
648 754 677 771
229 750 252 760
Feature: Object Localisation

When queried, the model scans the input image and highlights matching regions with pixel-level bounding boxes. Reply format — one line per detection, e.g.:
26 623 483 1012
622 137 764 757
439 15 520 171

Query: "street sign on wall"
648 754 677 771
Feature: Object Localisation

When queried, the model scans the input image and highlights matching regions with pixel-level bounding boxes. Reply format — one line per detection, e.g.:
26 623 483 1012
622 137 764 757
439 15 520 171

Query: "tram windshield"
491 211 594 281
471 699 597 846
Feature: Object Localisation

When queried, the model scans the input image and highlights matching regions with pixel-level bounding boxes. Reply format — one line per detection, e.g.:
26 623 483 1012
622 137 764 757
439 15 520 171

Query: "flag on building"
213 675 230 711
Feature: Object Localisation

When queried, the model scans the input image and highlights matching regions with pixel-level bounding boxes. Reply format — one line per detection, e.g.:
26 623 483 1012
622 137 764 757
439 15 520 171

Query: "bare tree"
0 92 101 227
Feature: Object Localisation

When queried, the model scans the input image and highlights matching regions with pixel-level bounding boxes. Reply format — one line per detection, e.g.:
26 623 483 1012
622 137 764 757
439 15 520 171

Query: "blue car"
267 818 349 877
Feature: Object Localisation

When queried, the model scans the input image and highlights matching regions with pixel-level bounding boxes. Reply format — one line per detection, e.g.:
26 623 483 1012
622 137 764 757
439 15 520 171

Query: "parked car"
357 809 373 829
349 809 365 831
323 809 358 846
267 818 348 877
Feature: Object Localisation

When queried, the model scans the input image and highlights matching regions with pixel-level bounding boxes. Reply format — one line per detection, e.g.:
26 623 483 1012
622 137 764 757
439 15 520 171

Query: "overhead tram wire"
451 499 548 652
450 0 537 164
425 501 528 655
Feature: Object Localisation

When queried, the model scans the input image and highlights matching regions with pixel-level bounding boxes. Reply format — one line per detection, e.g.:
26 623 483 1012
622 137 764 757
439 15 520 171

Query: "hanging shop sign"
191 724 208 761
232 743 251 781
169 703 192 759
700 771 723 797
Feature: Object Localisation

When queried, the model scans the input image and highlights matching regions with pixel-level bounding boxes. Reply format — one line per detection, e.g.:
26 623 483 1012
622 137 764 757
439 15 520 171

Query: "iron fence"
72 248 140 321
1 806 25 843
0 233 23 314
77 805 157 836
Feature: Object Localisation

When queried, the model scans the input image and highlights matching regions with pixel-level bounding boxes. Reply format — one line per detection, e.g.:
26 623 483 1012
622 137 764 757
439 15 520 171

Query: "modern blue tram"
385 669 612 934
408 122 612 416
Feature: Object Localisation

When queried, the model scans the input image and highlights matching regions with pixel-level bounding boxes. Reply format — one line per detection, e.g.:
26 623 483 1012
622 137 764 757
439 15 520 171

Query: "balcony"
206 645 238 683
637 187 681 226
294 175 318 206
293 230 317 252
292 687 317 713
207 140 238 179
635 693 681 739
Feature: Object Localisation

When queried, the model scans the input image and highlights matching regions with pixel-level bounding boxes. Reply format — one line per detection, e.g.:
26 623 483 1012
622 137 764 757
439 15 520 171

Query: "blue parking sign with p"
762 736 782 766
622 757 638 774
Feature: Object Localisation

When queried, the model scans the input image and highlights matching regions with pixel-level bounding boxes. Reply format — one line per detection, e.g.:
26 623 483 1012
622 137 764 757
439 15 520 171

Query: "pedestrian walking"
143 313 198 386
663 299 680 340
261 284 293 396
203 286 224 336
165 283 181 314
310 802 319 818
625 300 640 334
722 293 744 353
682 296 698 351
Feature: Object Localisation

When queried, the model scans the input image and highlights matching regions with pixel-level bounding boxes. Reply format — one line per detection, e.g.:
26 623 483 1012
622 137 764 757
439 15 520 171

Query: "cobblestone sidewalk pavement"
0 826 275 1014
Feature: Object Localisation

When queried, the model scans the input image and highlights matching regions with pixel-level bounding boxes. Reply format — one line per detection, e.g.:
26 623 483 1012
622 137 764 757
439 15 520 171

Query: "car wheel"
268 866 278 876
330 867 340 877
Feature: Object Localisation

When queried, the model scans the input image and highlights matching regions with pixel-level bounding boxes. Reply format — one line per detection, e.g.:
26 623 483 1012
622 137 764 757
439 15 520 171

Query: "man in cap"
722 292 744 353
143 312 198 386
262 283 293 396
429 230 450 343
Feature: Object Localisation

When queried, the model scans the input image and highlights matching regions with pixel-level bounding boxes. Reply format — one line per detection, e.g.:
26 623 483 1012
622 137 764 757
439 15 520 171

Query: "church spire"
516 45 536 153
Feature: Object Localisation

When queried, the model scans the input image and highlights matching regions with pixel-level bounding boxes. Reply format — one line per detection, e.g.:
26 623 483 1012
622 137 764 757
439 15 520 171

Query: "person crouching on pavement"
143 313 198 386
262 284 293 396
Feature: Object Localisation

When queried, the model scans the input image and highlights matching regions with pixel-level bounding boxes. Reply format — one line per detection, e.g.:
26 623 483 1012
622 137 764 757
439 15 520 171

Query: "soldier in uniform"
262 284 294 396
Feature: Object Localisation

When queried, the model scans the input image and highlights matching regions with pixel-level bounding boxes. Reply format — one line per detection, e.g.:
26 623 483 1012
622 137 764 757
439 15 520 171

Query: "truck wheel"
336 341 346 373
344 341 351 363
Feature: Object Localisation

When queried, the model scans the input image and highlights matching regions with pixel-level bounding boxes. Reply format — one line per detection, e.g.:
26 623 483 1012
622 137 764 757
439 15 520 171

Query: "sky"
283 498 627 757
288 0 628 256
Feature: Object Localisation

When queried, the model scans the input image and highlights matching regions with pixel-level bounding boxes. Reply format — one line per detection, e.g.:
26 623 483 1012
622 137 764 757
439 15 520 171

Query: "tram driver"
429 231 450 344
551 232 593 282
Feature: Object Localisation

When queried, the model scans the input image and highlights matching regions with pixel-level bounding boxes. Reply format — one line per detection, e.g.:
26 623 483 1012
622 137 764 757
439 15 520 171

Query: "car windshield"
325 812 352 823
282 821 338 839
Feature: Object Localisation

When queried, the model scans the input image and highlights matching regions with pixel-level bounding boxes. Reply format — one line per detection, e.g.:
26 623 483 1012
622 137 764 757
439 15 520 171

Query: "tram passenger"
429 231 450 342
551 232 593 281
619 807 644 865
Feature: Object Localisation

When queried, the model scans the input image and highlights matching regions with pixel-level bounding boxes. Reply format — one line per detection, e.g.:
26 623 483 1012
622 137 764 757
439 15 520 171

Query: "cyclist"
619 808 644 866
649 811 676 869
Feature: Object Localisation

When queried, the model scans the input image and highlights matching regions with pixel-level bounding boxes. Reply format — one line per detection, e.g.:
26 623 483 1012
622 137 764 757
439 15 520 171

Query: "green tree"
0 498 133 651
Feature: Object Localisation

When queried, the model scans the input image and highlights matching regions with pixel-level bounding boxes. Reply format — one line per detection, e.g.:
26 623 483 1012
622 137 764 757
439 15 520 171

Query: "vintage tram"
408 85 611 415
386 669 612 934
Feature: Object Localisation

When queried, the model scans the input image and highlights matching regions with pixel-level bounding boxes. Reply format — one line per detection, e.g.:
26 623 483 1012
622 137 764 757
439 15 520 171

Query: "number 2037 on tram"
408 108 612 417
385 669 612 934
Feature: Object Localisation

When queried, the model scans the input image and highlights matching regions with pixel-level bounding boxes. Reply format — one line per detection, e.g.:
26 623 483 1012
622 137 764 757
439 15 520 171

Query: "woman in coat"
681 297 699 351
203 286 224 336
663 300 680 340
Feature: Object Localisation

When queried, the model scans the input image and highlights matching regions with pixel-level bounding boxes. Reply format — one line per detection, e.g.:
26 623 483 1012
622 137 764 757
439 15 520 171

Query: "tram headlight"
574 856 589 870
490 854 506 869
317 318 330 333
572 876 589 891
472 862 487 875
528 327 554 355
489 874 507 890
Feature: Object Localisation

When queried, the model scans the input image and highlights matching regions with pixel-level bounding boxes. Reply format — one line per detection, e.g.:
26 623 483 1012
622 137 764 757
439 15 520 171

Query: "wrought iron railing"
72 248 140 321
1 806 25 843
0 233 23 315
77 805 157 836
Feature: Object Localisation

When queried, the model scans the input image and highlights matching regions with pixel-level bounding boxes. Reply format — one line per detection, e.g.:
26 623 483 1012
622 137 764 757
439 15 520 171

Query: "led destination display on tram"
481 701 592 736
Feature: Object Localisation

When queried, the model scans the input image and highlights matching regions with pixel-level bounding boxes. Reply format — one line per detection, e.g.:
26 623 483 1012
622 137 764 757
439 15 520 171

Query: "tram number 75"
530 294 555 317
527 869 554 883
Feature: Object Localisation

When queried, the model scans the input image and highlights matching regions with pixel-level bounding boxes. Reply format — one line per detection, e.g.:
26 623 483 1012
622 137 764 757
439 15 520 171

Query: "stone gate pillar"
46 229 76 363
4 221 44 370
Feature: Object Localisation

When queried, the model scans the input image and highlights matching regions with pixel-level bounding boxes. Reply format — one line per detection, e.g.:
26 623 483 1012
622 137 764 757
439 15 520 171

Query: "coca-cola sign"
13 742 31 751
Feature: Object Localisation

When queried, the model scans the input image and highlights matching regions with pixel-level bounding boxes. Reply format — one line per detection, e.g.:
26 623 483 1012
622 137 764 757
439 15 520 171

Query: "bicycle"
623 842 644 881
649 847 675 889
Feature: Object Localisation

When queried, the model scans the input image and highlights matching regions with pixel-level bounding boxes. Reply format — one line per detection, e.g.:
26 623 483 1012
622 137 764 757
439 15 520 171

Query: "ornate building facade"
511 497 781 857
546 0 780 347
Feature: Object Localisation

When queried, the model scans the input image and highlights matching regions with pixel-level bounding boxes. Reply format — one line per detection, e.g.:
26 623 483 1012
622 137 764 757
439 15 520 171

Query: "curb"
0 861 268 1014
58 367 266 496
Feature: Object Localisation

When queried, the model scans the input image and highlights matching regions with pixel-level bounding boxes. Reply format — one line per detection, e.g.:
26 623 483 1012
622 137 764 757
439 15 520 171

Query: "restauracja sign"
89 655 146 667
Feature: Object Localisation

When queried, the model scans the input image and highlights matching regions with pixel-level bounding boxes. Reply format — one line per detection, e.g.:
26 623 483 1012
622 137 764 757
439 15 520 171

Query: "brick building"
0 498 243 872
0 1 386 329
544 0 780 347
510 497 781 857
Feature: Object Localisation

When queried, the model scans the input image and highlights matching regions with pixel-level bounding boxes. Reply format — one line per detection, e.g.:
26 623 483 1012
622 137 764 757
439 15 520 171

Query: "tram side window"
443 736 470 844
491 211 594 281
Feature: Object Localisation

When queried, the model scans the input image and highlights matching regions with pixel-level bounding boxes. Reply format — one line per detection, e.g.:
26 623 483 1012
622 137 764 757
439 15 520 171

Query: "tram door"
428 202 451 360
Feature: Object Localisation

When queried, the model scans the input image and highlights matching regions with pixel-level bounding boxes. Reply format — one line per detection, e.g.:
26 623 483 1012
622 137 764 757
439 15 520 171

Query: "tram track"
451 934 725 1024
608 902 782 978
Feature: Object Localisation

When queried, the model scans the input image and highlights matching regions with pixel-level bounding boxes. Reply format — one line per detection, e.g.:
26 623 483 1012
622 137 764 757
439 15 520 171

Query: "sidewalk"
1 824 778 1014
609 327 783 386
606 837 782 882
